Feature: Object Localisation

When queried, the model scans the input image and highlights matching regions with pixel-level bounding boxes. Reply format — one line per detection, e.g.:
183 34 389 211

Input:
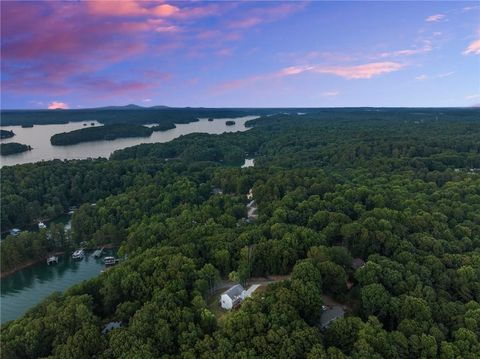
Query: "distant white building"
220 284 260 310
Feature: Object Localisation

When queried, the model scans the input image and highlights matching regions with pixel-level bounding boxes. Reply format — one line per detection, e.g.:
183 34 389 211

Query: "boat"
10 228 21 236
72 249 85 260
93 247 104 258
104 256 117 266
46 255 58 265
38 222 47 229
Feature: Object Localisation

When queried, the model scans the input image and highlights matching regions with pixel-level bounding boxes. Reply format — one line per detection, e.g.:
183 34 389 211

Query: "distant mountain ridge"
93 104 170 110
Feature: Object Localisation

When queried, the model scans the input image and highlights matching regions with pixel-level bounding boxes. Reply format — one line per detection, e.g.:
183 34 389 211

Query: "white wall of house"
220 294 233 310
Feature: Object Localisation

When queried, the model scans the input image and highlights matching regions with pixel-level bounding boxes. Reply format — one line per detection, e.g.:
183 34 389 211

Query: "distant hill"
93 104 145 110
93 104 170 110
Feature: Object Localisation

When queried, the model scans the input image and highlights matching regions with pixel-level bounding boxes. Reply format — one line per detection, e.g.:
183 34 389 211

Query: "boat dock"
47 255 58 265
93 247 104 258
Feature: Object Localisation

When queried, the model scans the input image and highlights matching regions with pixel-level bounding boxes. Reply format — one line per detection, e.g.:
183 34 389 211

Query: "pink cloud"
310 62 404 79
155 25 180 33
48 101 68 109
216 48 234 56
229 2 306 29
230 17 262 29
463 39 480 55
415 72 454 81
426 14 445 22
379 46 431 58
216 61 404 92
87 1 179 18
321 91 339 97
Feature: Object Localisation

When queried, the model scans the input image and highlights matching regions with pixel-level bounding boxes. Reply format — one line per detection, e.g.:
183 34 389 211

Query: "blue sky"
1 1 479 109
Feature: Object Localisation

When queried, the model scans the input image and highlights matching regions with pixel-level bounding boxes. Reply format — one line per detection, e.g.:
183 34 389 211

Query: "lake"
0 116 259 324
0 116 258 166
1 249 116 324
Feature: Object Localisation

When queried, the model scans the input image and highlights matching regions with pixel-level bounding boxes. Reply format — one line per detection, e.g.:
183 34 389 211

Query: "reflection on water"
1 249 116 324
0 116 258 166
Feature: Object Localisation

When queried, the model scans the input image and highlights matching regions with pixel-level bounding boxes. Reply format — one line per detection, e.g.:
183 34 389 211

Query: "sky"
1 1 479 109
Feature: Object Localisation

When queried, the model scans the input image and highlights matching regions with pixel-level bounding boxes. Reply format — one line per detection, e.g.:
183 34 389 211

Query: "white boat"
72 249 85 260
47 255 58 265
104 256 117 266
38 222 47 229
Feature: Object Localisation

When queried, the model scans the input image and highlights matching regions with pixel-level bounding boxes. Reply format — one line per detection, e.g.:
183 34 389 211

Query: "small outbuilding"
320 306 345 329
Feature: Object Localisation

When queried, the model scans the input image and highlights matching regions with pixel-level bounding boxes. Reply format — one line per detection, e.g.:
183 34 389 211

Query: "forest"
0 129 15 139
1 108 480 358
50 124 154 146
0 142 32 156
0 107 288 127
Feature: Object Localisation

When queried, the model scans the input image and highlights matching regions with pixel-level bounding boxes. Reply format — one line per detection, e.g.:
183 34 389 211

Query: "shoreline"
0 243 117 279
0 251 64 279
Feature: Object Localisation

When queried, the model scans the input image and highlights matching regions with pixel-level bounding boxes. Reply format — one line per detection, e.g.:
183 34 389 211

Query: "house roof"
320 306 345 328
102 321 122 334
222 284 245 299
352 258 365 269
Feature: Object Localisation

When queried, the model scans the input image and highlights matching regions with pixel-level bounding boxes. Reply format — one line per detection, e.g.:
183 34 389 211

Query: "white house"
220 284 245 310
220 284 261 310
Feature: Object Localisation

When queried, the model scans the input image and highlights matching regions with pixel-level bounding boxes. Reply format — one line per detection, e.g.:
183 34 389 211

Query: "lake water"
1 249 116 324
0 116 258 324
0 116 258 167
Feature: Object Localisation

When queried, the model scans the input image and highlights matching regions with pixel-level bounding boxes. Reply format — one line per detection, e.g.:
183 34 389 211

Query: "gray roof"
102 321 122 334
222 284 245 299
320 306 345 328
352 258 365 269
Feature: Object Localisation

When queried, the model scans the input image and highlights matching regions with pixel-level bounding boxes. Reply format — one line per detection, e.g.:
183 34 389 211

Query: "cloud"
155 25 180 33
463 5 480 12
466 94 480 100
230 17 262 29
48 101 68 109
436 71 454 78
87 1 179 18
463 39 480 55
229 2 306 29
426 14 445 22
311 62 404 79
415 72 454 81
379 43 432 58
216 61 404 92
321 91 339 97
142 98 152 103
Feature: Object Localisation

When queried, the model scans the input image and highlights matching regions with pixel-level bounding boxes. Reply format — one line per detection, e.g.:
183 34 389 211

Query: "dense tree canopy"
1 108 480 358
0 142 32 156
